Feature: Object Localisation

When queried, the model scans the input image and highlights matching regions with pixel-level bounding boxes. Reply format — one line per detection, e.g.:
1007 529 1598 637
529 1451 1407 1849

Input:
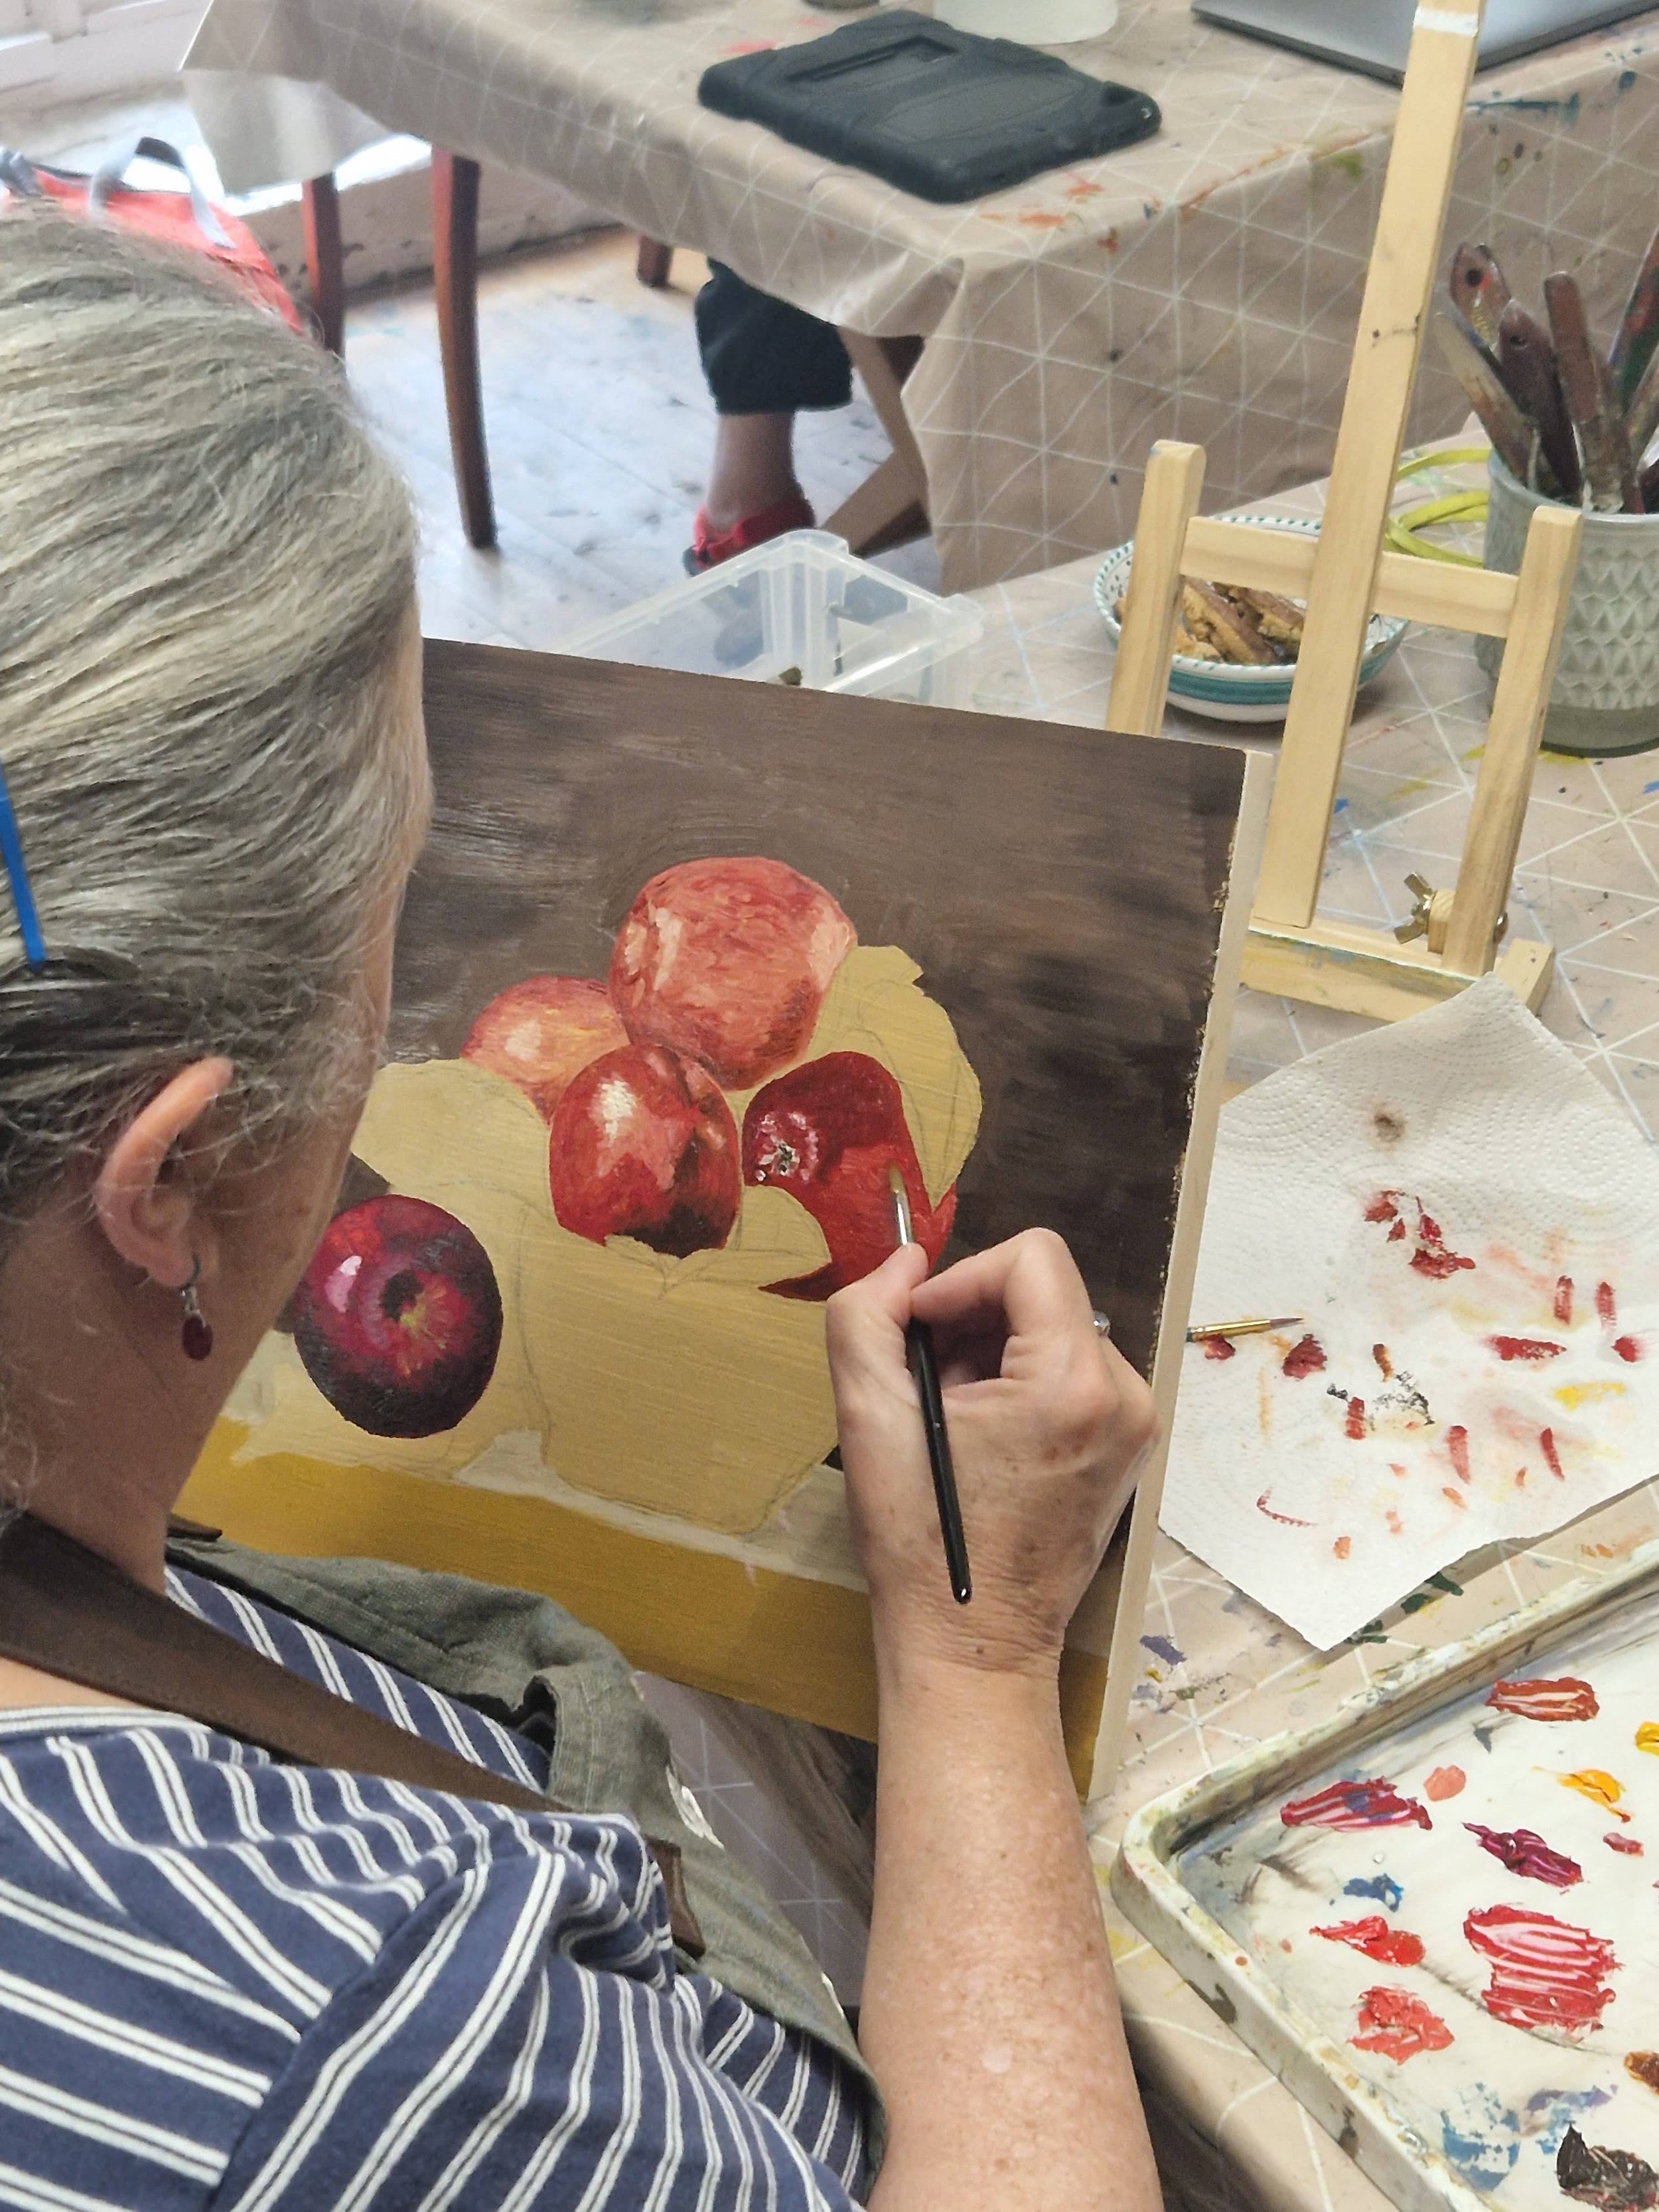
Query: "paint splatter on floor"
1487 1677 1600 1722
1351 1986 1454 2062
1281 1779 1432 1831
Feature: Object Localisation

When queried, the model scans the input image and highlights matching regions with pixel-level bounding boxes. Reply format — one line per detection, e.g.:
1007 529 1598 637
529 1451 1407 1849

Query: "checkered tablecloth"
185 0 1659 590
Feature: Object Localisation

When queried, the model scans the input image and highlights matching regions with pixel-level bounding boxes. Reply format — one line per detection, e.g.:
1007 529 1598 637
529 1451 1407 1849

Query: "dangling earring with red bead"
179 1258 213 1362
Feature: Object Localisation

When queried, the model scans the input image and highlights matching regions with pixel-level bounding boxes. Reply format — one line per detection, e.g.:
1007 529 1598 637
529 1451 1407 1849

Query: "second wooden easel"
1106 0 1583 1023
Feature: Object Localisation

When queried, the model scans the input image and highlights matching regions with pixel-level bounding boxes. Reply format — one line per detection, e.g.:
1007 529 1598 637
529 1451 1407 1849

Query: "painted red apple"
741 1051 956 1300
461 976 628 1122
609 857 856 1090
548 1043 741 1258
291 1196 503 1438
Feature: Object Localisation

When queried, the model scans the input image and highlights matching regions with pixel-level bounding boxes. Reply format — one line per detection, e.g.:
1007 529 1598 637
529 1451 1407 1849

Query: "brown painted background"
396 643 1248 1376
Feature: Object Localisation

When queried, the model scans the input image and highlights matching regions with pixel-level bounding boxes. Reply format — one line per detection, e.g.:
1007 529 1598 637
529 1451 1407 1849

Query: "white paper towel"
1160 977 1659 1649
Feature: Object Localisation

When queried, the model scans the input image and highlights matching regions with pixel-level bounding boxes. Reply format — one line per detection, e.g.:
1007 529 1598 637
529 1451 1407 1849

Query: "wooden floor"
341 229 940 647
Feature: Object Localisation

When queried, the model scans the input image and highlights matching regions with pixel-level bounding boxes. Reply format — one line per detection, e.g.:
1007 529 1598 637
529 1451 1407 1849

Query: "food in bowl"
1114 579 1307 665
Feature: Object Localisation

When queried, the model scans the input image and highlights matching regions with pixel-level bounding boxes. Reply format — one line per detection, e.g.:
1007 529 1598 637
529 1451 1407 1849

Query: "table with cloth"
185 0 1659 589
958 450 1659 2211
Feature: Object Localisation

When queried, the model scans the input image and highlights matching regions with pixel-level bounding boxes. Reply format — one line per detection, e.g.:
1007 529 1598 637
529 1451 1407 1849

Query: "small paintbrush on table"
888 1165 972 1605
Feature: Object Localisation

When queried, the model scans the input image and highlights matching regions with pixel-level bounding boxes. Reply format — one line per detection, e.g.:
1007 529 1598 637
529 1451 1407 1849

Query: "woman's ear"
93 1058 235 1290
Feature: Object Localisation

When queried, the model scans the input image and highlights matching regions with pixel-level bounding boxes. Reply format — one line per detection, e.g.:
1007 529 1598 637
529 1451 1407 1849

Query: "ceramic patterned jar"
1476 452 1659 757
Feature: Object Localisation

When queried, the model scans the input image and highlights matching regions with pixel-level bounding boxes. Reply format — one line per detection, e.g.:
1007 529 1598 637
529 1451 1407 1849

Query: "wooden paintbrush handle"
1449 243 1512 348
1546 271 1638 511
1433 310 1535 484
1494 300 1579 500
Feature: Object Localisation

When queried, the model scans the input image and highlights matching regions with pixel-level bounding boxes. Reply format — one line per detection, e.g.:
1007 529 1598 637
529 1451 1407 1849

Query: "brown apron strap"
0 1512 702 1954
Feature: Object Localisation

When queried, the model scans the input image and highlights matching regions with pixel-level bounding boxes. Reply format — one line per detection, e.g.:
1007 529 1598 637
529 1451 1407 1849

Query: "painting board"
182 643 1267 1795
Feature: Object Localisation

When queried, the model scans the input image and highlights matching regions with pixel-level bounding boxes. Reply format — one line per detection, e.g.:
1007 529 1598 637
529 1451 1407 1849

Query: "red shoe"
684 494 816 574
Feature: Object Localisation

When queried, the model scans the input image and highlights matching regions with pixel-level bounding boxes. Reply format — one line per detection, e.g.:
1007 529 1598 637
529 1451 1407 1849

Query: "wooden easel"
1106 0 1584 1024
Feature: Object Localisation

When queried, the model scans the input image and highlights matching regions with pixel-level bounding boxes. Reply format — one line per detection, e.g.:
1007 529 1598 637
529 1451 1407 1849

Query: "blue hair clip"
0 758 46 972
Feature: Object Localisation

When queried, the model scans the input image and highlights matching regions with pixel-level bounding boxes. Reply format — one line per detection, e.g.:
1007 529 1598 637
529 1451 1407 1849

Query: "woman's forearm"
859 1651 1162 2212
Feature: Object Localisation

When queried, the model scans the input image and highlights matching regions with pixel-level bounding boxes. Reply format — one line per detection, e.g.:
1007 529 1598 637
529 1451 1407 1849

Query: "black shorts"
695 261 853 415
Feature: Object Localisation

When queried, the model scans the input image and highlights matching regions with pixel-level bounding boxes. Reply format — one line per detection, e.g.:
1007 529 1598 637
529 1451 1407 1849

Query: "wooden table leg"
824 331 930 557
301 175 344 358
432 151 496 550
636 237 674 288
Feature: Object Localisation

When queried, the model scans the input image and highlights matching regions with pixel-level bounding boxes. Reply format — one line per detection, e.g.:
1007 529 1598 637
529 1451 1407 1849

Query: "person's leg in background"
689 259 853 571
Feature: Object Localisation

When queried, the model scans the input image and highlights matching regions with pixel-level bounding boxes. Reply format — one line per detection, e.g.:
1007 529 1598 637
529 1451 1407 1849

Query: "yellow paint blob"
1559 1768 1625 1816
1637 1722 1659 1757
1551 1381 1628 1411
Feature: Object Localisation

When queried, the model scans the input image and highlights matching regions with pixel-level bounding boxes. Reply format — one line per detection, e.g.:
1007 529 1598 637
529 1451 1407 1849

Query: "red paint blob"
1281 1779 1432 1832
1314 1916 1425 1966
1607 1834 1645 1856
1411 1209 1476 1279
1345 1396 1369 1439
1425 1765 1467 1801
1364 1193 1400 1223
1350 1986 1454 2063
1488 1677 1600 1722
1388 1218 1407 1242
1488 1335 1566 1363
1467 1823 1583 1888
1465 1905 1619 2033
1281 1333 1327 1379
1555 1275 1575 1326
1447 1425 1471 1482
1597 1281 1619 1329
1542 1427 1565 1481
1615 1335 1642 1364
1202 1334 1237 1361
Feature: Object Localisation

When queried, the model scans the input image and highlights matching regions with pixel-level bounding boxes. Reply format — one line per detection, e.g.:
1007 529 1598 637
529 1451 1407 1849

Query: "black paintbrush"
889 1165 971 1605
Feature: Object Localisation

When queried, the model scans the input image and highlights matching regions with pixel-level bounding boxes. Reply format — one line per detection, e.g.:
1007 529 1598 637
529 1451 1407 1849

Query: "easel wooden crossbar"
1106 0 1584 1023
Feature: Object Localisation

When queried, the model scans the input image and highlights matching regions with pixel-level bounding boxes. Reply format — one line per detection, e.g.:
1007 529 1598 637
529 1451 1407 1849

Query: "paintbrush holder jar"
1477 453 1659 757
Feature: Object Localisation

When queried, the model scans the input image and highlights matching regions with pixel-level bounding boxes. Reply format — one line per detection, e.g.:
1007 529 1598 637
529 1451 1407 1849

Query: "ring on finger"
1092 1311 1112 1339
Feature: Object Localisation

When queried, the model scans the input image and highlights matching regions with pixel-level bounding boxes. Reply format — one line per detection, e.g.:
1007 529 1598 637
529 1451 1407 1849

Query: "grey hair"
0 208 423 1232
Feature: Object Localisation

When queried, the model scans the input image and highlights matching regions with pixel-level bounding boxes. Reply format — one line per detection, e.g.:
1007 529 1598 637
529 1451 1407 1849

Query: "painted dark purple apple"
291 1195 503 1437
547 1043 741 1259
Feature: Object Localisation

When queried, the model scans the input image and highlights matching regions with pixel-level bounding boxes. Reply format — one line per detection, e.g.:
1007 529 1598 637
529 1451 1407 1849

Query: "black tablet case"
698 11 1160 206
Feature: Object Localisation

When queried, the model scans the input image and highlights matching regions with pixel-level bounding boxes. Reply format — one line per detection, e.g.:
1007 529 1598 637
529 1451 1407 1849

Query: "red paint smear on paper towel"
1489 1336 1565 1363
1345 1396 1368 1439
1556 1276 1575 1325
1256 1493 1313 1526
1447 1426 1471 1481
1351 1986 1454 2062
1281 1334 1325 1379
1363 1191 1476 1278
1488 1677 1601 1722
1374 1343 1394 1378
1467 1824 1583 1888
1598 1282 1619 1327
1543 1428 1565 1480
1615 1336 1643 1364
1607 1834 1645 1856
1202 1335 1236 1361
1281 1779 1432 1831
1314 1915 1425 1966
1464 1905 1619 2032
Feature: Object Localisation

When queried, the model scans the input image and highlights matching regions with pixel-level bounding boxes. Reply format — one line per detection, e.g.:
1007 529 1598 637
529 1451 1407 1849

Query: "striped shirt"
0 1566 867 2210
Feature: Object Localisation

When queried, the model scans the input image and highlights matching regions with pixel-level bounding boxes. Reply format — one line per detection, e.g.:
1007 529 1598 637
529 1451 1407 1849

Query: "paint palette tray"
1114 1546 1659 2212
558 530 984 707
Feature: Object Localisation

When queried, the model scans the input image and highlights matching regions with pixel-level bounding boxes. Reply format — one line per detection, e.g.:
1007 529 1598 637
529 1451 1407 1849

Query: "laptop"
1191 0 1658 82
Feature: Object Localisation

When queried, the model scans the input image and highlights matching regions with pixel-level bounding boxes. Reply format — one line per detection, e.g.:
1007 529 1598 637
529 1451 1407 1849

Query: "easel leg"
1441 506 1582 975
1105 441 1206 737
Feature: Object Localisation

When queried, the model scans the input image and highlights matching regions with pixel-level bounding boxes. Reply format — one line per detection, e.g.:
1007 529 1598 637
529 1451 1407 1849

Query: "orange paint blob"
1425 1766 1467 1801
1333 1536 1352 1560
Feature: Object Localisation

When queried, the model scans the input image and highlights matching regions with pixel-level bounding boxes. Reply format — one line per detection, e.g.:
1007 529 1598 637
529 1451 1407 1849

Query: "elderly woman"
0 212 1162 2212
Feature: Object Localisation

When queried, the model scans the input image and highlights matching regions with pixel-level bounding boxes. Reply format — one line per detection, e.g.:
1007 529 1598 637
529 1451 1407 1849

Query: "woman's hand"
826 1228 1156 1683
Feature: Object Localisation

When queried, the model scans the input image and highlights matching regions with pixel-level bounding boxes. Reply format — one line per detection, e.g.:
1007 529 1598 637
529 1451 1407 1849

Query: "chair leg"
432 151 496 550
301 175 344 357
636 236 674 288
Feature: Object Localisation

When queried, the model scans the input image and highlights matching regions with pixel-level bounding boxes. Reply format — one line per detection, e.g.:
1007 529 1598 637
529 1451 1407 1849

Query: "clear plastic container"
557 532 983 709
